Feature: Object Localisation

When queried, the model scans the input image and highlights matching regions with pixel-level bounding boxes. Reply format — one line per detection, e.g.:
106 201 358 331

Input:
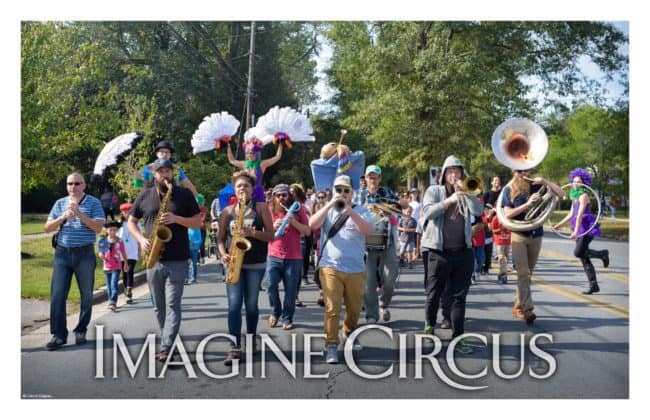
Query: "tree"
325 21 628 189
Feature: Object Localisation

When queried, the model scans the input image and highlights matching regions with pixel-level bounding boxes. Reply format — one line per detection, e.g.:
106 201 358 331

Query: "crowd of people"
42 139 611 365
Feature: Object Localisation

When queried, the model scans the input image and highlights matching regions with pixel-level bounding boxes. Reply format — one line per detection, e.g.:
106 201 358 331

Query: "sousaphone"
492 118 558 232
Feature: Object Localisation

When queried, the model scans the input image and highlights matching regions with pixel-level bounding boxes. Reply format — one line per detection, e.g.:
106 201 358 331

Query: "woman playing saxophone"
217 170 274 366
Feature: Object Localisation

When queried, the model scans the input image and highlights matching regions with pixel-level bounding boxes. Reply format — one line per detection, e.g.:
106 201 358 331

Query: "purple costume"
570 199 601 238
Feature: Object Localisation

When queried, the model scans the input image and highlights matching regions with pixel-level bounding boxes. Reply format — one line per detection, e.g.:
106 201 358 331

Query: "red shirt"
490 216 511 245
267 205 309 260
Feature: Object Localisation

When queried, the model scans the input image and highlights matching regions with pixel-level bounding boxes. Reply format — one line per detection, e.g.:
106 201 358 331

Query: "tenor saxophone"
144 179 173 269
225 193 252 285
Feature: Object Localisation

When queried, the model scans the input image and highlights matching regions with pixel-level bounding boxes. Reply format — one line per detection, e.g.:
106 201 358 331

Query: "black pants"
425 248 473 337
122 259 137 289
483 242 493 272
574 236 605 283
302 234 314 278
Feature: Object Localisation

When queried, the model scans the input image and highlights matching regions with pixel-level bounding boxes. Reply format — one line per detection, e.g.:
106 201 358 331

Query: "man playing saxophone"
217 171 274 366
128 159 202 363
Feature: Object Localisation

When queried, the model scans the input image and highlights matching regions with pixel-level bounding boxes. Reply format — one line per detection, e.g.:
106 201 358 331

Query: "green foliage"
325 21 628 188
22 21 321 209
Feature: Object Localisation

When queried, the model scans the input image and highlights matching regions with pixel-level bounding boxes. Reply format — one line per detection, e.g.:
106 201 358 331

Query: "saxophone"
144 179 173 269
225 193 252 285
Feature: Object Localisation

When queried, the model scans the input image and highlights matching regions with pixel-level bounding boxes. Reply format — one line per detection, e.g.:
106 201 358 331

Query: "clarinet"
274 202 301 239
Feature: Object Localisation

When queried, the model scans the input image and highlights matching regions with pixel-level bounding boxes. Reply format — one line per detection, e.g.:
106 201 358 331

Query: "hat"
333 175 352 188
104 220 122 229
410 188 419 193
485 203 494 209
272 183 290 195
119 203 132 212
365 165 382 176
153 158 174 171
154 140 174 154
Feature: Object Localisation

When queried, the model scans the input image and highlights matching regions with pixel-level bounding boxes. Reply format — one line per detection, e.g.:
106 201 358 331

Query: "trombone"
455 175 484 218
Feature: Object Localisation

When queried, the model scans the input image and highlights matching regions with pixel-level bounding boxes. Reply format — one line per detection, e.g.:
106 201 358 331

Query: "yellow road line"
532 275 629 318
540 248 629 285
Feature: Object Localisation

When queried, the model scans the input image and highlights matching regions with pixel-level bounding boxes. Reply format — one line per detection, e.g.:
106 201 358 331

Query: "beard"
155 177 172 193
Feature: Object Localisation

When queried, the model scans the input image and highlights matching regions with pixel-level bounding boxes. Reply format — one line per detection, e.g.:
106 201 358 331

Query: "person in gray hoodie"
420 155 483 353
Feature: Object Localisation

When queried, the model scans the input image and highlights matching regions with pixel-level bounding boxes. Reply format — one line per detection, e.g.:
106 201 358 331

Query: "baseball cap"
365 165 382 176
333 175 352 188
153 158 174 171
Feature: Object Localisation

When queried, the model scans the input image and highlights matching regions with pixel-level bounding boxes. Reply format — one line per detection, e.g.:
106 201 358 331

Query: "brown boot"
524 309 537 324
224 347 242 366
512 305 525 320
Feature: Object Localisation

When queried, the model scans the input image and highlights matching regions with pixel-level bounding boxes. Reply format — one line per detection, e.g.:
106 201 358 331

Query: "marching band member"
309 175 374 364
354 165 401 324
553 168 609 294
265 183 310 330
501 168 564 323
421 156 482 354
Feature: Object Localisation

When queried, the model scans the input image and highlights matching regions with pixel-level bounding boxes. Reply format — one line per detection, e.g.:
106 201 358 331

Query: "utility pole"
245 21 256 131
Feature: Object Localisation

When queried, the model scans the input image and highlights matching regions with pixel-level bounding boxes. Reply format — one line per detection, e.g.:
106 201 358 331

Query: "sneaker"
109 303 117 312
454 338 473 354
440 319 451 329
74 332 87 345
471 274 477 285
524 309 537 324
498 273 508 284
295 298 305 307
46 336 66 351
126 297 134 304
380 308 391 322
343 333 363 351
125 287 132 298
324 344 339 364
366 317 378 325
423 324 434 335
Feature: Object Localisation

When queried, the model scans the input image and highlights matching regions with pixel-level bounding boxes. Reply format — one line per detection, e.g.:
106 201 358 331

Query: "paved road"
21 235 628 399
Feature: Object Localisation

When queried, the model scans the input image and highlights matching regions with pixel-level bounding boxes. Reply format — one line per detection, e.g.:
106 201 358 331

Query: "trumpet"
333 199 347 212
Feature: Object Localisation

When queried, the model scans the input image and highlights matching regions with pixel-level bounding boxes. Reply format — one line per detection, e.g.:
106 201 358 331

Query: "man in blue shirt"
309 175 374 364
44 172 105 350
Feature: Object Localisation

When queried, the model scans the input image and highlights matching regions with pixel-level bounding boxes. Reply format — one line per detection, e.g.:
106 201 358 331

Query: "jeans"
187 249 199 282
104 270 120 304
473 246 485 274
364 244 399 321
265 257 302 325
226 267 265 347
50 245 96 339
147 260 187 352
424 249 473 338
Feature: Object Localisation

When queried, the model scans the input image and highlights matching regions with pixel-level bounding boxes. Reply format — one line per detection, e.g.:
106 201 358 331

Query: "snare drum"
367 218 390 251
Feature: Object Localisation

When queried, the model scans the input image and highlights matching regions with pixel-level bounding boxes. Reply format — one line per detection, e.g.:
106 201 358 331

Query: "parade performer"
227 136 282 203
217 171 274 366
355 164 402 324
421 156 483 354
309 174 374 364
553 168 609 294
501 168 564 323
128 159 202 362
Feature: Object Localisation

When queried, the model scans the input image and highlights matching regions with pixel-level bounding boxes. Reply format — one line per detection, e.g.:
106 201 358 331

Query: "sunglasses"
317 195 325 199
275 193 288 198
67 182 83 186
335 187 351 194
515 169 530 173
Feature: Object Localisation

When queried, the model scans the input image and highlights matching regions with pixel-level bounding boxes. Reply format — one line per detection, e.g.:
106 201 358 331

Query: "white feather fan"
191 111 240 154
93 132 144 176
254 106 315 146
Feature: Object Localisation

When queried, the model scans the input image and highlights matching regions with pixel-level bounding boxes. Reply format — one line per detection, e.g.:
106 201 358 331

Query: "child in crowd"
397 205 418 269
186 227 202 284
98 221 128 311
489 205 511 284
471 212 486 284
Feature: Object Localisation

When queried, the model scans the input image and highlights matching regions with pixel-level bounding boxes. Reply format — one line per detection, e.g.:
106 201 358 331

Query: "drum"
367 217 390 251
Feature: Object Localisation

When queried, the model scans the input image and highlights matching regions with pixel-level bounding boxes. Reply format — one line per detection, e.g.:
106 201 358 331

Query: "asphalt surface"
21 235 629 399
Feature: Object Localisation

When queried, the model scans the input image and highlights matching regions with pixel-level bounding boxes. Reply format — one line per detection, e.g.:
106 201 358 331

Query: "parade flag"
337 144 351 174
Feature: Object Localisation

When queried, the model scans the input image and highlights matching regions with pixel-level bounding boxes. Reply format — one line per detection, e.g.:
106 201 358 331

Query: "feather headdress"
191 111 240 154
254 106 315 148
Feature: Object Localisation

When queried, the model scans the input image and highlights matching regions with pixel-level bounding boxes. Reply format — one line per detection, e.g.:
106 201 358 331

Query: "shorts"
400 240 416 254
